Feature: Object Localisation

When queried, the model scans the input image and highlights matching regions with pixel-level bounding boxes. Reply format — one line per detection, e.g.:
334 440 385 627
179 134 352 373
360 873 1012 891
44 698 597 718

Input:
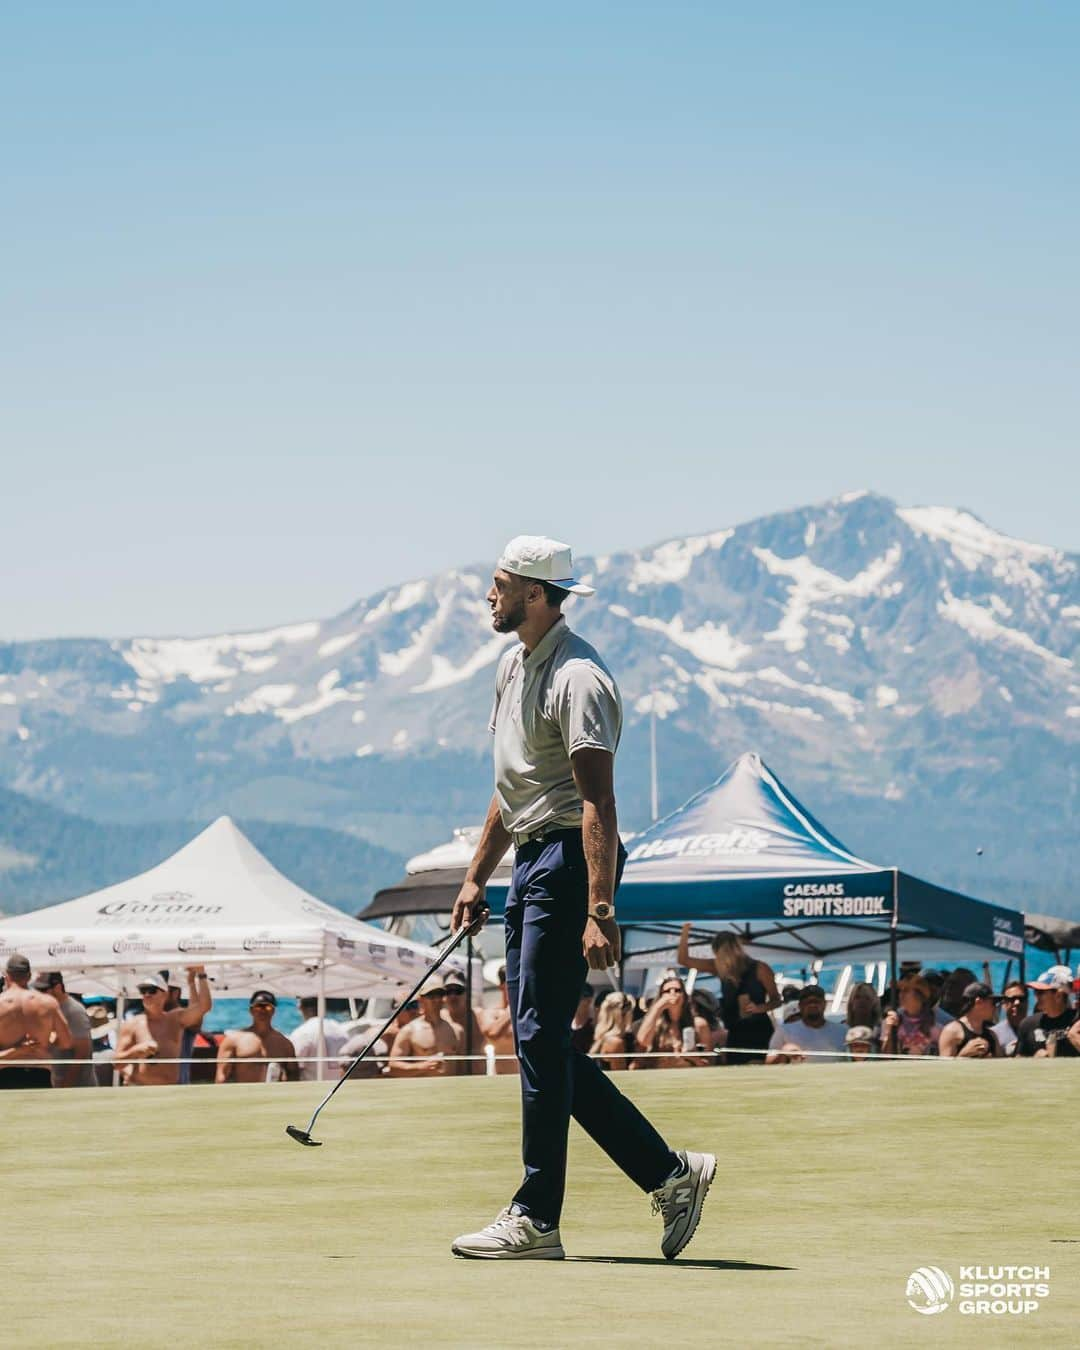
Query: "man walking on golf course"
451 535 715 1261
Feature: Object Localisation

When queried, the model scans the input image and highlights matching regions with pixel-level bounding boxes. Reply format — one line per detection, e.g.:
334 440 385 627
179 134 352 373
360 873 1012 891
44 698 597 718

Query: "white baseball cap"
497 535 595 596
1027 964 1073 992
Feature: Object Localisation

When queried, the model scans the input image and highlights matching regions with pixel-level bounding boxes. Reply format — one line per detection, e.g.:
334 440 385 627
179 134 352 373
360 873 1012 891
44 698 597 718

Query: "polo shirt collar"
523 615 569 665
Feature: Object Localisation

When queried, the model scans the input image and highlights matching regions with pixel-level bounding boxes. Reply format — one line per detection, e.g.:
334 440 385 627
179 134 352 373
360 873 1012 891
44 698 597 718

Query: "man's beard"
492 598 527 633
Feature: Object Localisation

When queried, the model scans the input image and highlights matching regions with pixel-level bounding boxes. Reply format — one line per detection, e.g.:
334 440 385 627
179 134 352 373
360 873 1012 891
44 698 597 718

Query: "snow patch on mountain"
239 654 278 674
277 670 363 724
755 666 860 719
380 628 430 677
123 622 320 685
898 506 1058 573
754 545 902 652
939 592 1070 668
633 614 750 668
226 684 298 716
364 580 429 625
629 530 732 589
411 635 513 693
318 632 359 659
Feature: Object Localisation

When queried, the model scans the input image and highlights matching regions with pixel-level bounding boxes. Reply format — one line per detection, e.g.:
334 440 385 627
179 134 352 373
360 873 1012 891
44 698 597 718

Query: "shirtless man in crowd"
388 975 459 1076
479 964 517 1075
215 990 298 1084
442 969 486 1075
114 967 213 1085
0 953 73 1089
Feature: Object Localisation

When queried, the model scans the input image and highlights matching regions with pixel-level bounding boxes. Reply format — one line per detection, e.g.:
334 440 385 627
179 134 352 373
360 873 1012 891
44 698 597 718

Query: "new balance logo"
675 1188 692 1205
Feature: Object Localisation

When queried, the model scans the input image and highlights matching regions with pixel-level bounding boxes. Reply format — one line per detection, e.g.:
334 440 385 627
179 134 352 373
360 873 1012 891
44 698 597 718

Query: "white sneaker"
451 1207 565 1260
650 1150 716 1260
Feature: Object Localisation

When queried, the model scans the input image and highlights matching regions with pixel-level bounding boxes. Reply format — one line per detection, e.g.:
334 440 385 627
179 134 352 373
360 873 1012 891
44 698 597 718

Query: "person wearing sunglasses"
113 966 212 1086
634 974 713 1070
215 990 298 1084
441 970 486 1075
388 975 458 1076
991 981 1028 1056
938 983 1004 1058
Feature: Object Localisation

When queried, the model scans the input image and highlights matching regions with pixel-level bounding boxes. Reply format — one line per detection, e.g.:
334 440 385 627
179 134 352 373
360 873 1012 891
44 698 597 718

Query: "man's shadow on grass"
566 1256 793 1271
322 1254 793 1270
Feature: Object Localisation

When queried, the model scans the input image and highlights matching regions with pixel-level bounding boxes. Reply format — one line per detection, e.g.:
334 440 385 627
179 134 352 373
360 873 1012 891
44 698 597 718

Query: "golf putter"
286 912 485 1147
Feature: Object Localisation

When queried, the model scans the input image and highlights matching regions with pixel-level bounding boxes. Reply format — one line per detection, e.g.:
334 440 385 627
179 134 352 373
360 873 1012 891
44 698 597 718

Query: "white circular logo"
906 1266 954 1315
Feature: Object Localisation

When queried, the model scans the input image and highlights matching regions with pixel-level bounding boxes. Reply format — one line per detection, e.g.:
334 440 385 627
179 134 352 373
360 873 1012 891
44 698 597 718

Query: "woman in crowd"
880 975 941 1056
678 925 779 1063
846 982 882 1039
634 971 713 1069
588 991 638 1070
691 987 727 1057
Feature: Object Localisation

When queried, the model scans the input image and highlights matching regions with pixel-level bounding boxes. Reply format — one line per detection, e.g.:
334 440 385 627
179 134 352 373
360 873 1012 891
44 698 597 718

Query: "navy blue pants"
504 830 678 1226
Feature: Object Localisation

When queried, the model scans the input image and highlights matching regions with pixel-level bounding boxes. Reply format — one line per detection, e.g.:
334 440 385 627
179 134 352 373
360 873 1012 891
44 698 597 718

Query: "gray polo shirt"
490 617 622 839
54 996 97 1088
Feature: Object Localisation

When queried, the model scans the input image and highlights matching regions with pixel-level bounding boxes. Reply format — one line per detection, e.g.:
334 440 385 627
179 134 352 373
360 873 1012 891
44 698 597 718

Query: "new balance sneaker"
451 1208 565 1260
650 1149 716 1260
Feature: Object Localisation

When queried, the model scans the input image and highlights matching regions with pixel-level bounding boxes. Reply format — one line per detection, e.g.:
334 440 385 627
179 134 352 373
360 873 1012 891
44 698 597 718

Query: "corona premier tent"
0 816 440 1000
615 752 1026 975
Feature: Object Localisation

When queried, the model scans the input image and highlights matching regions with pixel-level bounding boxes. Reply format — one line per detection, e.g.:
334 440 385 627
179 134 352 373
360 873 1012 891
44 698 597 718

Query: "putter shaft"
285 916 482 1146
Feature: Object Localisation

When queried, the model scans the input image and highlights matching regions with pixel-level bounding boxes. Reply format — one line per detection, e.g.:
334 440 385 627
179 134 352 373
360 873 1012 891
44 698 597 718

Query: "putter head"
286 1124 322 1147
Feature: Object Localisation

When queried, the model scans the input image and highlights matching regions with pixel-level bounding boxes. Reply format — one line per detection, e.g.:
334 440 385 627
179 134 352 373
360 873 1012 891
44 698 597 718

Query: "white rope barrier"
4 1045 1004 1070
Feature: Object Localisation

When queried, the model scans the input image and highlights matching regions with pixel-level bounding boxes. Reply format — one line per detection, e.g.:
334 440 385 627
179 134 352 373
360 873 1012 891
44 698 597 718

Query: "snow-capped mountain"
1 493 1076 905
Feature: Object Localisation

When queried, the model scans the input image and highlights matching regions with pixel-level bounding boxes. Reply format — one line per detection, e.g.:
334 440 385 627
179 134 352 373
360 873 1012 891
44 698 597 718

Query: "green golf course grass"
4 1063 1075 1348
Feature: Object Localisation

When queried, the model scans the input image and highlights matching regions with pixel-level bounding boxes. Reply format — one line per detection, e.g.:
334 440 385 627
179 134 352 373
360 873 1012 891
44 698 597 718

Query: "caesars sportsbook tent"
0 816 440 1000
613 752 1026 975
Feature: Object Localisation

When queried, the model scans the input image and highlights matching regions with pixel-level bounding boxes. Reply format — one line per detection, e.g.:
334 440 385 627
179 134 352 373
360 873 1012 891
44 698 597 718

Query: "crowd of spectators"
3 940 1079 1088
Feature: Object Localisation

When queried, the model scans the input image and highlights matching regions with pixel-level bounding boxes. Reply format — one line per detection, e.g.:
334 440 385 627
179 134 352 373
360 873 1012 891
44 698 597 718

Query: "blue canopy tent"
610 752 1026 984
361 752 1026 989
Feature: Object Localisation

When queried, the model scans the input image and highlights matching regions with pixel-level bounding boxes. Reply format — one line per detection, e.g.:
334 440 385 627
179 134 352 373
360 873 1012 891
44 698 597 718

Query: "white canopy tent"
0 816 439 1001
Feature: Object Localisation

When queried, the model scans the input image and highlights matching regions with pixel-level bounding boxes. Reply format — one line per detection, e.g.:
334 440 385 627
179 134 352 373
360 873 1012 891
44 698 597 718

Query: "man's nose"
486 586 497 604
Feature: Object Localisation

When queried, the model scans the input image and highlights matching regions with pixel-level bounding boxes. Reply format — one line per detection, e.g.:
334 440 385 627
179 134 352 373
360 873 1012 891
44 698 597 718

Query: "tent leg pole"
317 963 327 1083
1019 945 1026 987
465 934 474 1072
112 993 126 1088
888 868 899 1008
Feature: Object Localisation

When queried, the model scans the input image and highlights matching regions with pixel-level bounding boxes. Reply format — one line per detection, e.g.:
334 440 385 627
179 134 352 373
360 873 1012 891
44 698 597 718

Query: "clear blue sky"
4 2 1077 639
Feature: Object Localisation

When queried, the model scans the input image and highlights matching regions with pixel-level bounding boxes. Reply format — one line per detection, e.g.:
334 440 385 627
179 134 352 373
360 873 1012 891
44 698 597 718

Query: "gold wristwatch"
588 902 615 921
